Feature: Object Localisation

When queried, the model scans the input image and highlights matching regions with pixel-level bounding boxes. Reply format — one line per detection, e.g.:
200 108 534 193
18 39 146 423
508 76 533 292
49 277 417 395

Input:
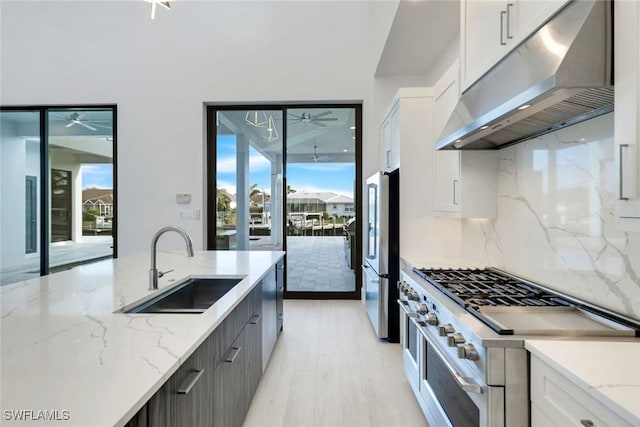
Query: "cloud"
216 154 271 173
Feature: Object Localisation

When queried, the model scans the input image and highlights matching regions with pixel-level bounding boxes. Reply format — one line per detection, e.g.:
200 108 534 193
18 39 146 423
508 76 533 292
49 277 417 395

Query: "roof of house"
250 193 271 204
82 188 113 204
287 191 353 203
218 188 236 202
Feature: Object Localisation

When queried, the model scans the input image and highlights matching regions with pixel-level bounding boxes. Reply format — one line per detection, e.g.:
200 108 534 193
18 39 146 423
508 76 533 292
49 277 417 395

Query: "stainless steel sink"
122 276 245 314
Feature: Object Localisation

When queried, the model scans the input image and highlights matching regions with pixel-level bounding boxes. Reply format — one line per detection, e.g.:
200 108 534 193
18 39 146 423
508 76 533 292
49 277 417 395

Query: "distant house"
82 188 113 216
287 191 354 218
218 188 237 209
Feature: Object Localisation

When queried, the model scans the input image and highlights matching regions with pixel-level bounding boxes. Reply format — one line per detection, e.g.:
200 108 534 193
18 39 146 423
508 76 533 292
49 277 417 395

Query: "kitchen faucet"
149 226 195 290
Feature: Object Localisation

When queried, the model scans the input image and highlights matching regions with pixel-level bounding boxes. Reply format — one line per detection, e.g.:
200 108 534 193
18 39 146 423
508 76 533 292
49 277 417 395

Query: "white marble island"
0 250 284 427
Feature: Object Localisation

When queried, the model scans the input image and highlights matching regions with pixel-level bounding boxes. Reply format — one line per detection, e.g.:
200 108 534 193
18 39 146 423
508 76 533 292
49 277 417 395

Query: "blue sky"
217 135 354 197
82 164 113 189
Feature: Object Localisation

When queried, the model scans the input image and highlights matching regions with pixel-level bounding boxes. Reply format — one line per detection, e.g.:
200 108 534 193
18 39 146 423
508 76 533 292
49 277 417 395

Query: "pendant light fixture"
263 115 279 141
145 0 171 20
245 111 268 128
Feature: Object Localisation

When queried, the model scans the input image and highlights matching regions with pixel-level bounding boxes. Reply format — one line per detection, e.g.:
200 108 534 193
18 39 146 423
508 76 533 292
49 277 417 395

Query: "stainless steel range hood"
436 0 613 150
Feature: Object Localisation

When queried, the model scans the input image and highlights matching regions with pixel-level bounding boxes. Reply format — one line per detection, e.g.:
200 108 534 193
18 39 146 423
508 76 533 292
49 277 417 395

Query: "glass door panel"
47 109 115 272
285 107 356 293
0 110 42 284
215 110 284 251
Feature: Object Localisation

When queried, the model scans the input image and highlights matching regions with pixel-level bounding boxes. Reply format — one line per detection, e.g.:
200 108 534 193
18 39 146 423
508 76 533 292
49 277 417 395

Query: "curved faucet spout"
149 226 195 290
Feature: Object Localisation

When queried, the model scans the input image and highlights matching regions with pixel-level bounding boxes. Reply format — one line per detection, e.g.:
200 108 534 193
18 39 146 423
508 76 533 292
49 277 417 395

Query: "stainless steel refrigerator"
363 170 399 342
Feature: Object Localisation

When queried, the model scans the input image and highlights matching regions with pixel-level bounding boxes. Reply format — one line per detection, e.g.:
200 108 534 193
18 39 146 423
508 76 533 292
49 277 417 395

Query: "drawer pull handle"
580 420 594 427
250 314 262 325
225 346 242 363
506 3 514 39
500 11 507 45
619 144 629 200
177 369 204 395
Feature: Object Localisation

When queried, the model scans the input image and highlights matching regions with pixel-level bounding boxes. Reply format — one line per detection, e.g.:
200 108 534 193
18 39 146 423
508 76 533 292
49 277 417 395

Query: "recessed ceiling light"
352 136 355 139
455 139 462 143
343 149 348 152
350 126 356 130
518 104 531 110
480 125 489 130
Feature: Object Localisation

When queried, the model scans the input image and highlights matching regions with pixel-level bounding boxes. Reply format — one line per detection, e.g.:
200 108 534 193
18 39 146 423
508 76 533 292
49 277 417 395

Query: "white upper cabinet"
615 0 640 222
381 103 400 172
432 61 497 218
461 0 569 91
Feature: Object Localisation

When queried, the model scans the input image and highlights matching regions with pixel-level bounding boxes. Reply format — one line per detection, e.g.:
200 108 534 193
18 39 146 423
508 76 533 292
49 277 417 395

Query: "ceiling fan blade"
65 122 75 128
315 117 338 121
91 123 113 129
310 121 327 127
312 110 333 119
78 121 97 131
287 113 303 120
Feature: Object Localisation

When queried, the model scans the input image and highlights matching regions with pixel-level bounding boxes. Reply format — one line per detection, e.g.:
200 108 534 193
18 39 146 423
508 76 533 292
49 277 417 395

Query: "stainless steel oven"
398 297 419 395
414 317 504 427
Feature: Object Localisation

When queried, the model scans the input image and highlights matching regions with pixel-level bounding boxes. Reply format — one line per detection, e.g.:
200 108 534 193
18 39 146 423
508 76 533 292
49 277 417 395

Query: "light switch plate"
176 193 191 204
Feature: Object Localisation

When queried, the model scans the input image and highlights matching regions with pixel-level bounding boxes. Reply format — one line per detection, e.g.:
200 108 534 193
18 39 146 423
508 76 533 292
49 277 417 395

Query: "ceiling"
375 0 459 76
217 108 356 164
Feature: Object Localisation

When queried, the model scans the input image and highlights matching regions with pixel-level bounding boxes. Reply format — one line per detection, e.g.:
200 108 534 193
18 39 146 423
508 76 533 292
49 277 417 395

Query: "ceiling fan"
289 111 337 127
312 145 332 162
52 113 112 132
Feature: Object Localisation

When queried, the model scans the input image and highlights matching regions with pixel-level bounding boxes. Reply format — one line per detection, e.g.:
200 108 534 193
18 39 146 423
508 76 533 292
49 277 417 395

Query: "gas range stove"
413 267 640 336
397 264 640 427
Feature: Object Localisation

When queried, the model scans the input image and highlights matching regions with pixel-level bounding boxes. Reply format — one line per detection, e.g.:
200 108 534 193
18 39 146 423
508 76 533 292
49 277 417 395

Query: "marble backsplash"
460 113 640 320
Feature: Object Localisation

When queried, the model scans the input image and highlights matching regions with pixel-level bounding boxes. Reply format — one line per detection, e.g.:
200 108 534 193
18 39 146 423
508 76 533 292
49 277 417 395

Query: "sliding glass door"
207 104 362 300
0 106 117 285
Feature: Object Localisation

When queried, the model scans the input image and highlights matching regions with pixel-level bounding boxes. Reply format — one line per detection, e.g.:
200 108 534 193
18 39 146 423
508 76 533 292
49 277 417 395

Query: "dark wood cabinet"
125 280 267 427
213 330 247 427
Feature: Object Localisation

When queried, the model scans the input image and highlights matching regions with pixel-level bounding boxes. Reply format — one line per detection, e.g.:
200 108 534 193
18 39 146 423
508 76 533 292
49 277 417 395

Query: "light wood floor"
243 300 429 427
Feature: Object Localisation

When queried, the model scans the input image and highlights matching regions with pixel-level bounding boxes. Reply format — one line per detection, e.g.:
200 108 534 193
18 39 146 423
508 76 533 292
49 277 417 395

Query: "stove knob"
416 304 428 315
438 324 454 336
447 333 465 347
426 313 438 326
457 343 479 361
408 291 420 301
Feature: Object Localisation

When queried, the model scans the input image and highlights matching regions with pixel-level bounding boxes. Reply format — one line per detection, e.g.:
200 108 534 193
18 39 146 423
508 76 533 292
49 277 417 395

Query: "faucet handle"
158 269 174 278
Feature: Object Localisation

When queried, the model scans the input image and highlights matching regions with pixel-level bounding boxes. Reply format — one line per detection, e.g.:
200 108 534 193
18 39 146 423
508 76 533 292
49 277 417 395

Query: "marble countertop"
526 339 640 425
0 250 285 427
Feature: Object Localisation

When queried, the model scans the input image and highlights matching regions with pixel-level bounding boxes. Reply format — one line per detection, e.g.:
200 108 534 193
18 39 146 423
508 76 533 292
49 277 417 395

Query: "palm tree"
249 183 261 198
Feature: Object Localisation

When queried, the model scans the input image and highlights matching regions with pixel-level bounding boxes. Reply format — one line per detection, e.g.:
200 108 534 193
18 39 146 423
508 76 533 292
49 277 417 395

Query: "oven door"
415 320 505 427
398 299 420 395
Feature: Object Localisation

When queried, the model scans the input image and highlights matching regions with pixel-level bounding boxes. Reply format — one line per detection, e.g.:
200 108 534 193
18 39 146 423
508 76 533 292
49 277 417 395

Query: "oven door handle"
415 319 484 395
397 299 417 318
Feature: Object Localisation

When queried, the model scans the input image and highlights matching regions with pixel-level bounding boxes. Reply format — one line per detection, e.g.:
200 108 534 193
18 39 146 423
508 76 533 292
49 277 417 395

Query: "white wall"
0 1 397 255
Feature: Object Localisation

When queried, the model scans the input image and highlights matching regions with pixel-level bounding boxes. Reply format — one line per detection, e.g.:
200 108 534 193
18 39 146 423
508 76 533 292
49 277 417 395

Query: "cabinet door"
462 0 510 90
381 104 400 171
433 62 462 214
167 349 212 427
213 330 247 427
261 269 277 370
615 0 640 220
516 1 568 44
246 312 263 408
433 151 461 214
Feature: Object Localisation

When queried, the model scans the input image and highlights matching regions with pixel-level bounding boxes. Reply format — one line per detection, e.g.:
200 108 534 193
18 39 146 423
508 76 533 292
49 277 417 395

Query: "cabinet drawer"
531 356 634 427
